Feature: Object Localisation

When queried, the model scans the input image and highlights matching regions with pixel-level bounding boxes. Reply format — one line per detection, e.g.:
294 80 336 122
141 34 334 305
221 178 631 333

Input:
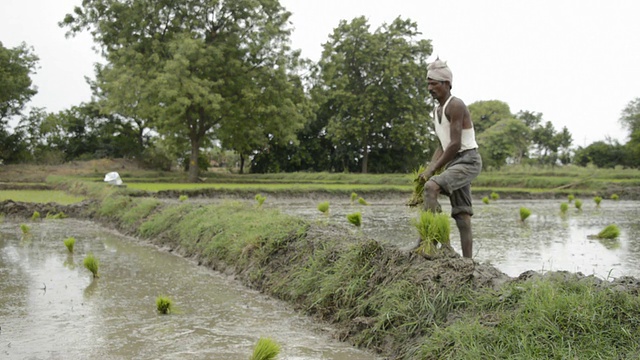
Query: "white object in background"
104 171 123 186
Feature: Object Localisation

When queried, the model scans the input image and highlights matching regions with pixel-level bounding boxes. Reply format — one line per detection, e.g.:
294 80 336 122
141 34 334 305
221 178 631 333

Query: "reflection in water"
273 197 640 279
0 220 380 360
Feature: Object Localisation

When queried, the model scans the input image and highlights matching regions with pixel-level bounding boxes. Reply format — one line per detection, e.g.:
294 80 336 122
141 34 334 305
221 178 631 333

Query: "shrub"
63 237 76 253
519 207 531 222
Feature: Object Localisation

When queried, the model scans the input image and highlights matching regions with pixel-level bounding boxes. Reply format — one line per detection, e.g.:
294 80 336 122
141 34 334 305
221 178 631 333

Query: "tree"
315 16 433 173
0 41 39 123
477 118 531 169
468 100 512 135
574 140 625 168
620 97 640 136
62 0 305 181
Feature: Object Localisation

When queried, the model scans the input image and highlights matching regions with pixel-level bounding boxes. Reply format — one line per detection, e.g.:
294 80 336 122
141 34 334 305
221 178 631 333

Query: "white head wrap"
427 58 453 85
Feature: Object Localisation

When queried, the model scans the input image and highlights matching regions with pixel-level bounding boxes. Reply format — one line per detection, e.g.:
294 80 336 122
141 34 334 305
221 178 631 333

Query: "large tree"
468 100 512 135
315 16 433 173
62 0 305 181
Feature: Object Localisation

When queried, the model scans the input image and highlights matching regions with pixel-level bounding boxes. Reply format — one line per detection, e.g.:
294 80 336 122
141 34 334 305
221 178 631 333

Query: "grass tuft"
490 192 500 200
574 199 583 210
597 224 620 239
346 212 362 227
519 207 531 222
568 194 575 203
179 194 188 202
560 202 569 214
317 201 329 215
412 210 450 256
357 197 369 206
249 337 281 360
255 194 266 207
350 192 358 204
611 193 619 200
20 223 30 235
31 211 40 221
482 196 490 205
63 237 76 253
594 196 602 206
83 253 99 278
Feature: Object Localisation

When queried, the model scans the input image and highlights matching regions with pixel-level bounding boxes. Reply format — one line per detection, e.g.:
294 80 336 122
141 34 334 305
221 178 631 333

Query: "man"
418 58 482 258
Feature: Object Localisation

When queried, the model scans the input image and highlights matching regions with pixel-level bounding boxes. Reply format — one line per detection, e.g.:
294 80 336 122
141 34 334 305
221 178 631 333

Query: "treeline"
2 1 639 181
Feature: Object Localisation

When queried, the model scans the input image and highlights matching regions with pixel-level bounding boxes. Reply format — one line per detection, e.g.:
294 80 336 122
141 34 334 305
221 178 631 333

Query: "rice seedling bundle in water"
255 194 266 207
83 253 99 278
156 296 173 314
317 201 329 214
20 223 30 235
611 194 619 200
482 196 490 205
250 337 281 360
350 192 358 203
63 237 76 253
31 211 40 221
568 194 575 203
594 196 602 206
179 195 188 202
412 210 450 255
357 197 369 206
490 192 500 200
574 199 583 210
346 212 362 227
519 207 531 222
560 202 569 214
597 224 620 239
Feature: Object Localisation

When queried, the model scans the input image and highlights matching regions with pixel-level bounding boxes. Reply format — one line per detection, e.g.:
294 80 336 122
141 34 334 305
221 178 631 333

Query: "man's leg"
423 180 442 213
453 213 472 258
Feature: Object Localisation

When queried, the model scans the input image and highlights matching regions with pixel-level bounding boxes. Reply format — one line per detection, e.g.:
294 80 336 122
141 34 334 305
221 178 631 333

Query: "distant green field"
126 182 411 192
0 190 86 205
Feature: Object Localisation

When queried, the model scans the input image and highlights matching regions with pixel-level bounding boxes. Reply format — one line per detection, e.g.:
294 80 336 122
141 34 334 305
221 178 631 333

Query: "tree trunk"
188 139 200 183
239 153 245 174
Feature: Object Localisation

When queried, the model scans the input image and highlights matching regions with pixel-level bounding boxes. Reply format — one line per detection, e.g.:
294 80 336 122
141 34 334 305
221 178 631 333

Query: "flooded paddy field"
0 220 380 360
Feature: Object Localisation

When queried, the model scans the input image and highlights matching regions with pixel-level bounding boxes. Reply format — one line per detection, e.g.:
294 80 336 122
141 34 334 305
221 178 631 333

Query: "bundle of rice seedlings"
31 211 41 221
611 194 619 200
560 202 569 214
83 253 99 278
250 337 281 360
156 296 173 314
490 192 500 200
482 196 490 205
568 194 575 203
407 165 426 206
179 195 188 202
597 224 620 239
357 197 369 206
594 196 602 207
317 201 330 216
346 212 362 227
350 192 358 204
574 199 583 210
63 237 76 253
20 223 30 235
519 207 531 222
255 194 266 207
412 210 450 256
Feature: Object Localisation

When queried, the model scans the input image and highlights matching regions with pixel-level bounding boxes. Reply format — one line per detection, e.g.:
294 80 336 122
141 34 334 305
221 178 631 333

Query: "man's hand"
418 169 434 182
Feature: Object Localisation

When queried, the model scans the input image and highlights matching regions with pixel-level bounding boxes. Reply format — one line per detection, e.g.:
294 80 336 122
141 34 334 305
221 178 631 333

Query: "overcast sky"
2 0 639 147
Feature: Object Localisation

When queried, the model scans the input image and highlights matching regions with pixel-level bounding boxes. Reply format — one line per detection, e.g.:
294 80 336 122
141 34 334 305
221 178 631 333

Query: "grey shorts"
427 148 482 217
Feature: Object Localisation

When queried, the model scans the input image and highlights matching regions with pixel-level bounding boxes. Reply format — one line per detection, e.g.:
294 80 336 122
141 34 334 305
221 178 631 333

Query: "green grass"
0 190 85 204
250 337 281 360
83 253 99 278
156 296 173 314
63 237 76 253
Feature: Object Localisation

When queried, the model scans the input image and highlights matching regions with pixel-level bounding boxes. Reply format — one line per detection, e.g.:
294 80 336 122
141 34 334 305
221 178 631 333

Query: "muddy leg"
423 180 442 213
454 213 473 258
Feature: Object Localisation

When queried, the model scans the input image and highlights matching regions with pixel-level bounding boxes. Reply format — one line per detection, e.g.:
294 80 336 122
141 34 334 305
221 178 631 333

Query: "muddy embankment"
3 197 640 359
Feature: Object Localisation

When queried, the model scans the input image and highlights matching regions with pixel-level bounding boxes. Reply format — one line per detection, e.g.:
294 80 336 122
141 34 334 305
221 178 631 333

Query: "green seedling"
20 223 30 235
357 197 369 206
482 196 490 205
255 194 266 207
250 337 281 360
597 224 620 239
412 210 450 256
46 211 68 219
83 253 99 278
560 202 569 214
179 194 188 202
346 212 362 227
519 207 531 222
63 237 76 253
611 194 619 201
156 295 173 314
594 196 602 207
350 192 358 204
490 192 500 200
567 194 575 203
31 211 41 221
317 201 330 216
574 199 583 210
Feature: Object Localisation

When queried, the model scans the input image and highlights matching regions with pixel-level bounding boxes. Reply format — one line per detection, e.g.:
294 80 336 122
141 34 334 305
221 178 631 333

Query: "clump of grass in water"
83 253 99 278
255 194 266 207
594 196 602 207
560 202 569 214
346 212 362 227
179 194 188 202
350 192 358 204
357 197 369 206
611 193 619 201
20 223 30 235
597 224 620 239
317 201 330 216
156 295 173 314
519 207 531 222
31 211 41 221
568 194 575 203
46 211 68 219
412 210 450 256
250 337 281 360
574 199 583 210
482 196 490 205
63 237 76 253
490 192 500 200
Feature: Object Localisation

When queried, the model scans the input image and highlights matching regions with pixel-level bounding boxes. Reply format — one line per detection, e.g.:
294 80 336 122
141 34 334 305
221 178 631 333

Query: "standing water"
0 220 381 360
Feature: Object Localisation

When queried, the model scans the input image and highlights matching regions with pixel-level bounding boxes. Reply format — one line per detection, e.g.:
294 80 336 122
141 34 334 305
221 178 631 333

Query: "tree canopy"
0 41 38 123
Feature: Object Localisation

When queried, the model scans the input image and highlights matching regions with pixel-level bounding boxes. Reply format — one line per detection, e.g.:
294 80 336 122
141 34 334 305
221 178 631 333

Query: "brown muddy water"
263 196 640 279
0 220 381 360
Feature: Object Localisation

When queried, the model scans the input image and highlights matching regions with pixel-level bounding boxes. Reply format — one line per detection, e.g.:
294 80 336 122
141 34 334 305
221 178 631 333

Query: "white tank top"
434 96 478 152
